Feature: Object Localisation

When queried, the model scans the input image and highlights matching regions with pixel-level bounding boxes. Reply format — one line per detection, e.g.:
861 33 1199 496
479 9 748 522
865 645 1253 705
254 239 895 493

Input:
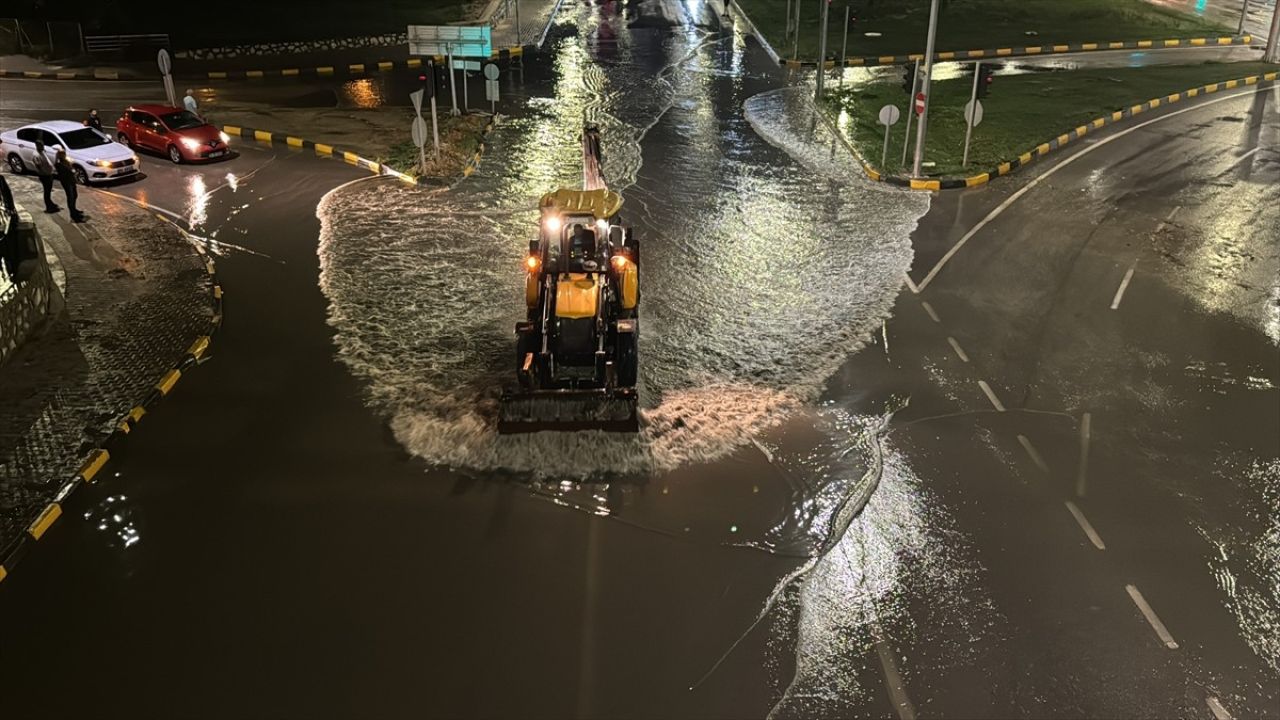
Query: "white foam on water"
316 5 929 479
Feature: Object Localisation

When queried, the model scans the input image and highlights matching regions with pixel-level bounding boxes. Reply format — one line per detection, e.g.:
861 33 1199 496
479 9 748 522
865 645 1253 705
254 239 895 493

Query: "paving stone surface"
0 180 211 555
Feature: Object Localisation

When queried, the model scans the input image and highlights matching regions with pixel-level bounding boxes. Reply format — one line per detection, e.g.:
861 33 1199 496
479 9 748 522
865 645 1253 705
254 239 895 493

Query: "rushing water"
317 0 929 483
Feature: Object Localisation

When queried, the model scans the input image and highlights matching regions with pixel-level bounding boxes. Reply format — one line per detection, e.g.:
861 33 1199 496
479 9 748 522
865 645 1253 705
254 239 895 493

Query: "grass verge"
736 0 1232 62
825 61 1279 178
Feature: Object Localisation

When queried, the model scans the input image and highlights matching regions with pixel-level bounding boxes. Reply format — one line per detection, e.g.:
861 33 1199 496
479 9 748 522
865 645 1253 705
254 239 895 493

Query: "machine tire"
6 153 26 174
73 165 89 185
616 332 637 387
167 144 183 164
118 132 133 149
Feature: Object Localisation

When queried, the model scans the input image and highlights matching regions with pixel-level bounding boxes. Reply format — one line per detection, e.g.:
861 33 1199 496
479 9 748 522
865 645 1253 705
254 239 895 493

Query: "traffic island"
735 0 1232 63
212 106 496 185
822 61 1280 189
0 185 221 583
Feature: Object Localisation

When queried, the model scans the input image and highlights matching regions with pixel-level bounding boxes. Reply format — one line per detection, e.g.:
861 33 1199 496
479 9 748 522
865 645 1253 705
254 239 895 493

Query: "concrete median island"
825 61 1280 180
736 0 1233 63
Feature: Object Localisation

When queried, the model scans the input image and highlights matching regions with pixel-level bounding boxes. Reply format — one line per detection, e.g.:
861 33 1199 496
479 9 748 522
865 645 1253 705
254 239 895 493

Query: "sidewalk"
0 181 212 559
489 0 568 50
0 54 146 80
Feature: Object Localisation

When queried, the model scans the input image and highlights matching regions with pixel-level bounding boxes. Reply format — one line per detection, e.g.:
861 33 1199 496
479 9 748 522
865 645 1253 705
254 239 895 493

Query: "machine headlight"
92 158 112 167
610 255 629 271
218 131 231 144
596 218 609 234
180 137 201 150
544 215 561 233
525 255 541 272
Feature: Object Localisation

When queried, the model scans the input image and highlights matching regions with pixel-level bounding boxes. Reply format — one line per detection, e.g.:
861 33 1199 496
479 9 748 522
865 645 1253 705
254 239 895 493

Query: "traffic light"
901 62 916 94
977 64 994 98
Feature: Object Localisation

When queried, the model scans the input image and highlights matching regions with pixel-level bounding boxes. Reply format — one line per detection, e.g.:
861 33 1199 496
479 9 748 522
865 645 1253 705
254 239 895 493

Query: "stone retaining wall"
175 32 408 60
0 205 54 368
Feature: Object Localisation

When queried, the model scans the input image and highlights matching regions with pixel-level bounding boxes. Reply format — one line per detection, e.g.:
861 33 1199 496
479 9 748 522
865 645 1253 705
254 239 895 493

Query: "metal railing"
84 33 169 53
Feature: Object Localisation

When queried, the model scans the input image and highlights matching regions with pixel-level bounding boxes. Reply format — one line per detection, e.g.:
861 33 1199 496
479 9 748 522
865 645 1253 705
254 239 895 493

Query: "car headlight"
92 159 112 167
218 131 230 144
180 137 201 150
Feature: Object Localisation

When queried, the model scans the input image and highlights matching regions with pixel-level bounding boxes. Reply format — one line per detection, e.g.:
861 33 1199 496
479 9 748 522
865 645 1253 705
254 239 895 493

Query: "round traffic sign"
483 62 500 81
878 104 901 126
914 92 926 116
411 116 428 148
157 48 171 75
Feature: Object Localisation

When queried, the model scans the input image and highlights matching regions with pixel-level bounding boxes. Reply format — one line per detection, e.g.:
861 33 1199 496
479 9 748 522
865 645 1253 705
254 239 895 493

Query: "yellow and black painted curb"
205 44 534 81
779 34 1254 69
837 70 1280 192
0 68 129 81
221 125 417 183
225 115 499 186
0 228 224 587
459 115 498 180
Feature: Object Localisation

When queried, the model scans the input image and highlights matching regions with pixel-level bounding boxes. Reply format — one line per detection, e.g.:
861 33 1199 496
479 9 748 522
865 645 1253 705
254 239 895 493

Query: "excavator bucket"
497 388 639 434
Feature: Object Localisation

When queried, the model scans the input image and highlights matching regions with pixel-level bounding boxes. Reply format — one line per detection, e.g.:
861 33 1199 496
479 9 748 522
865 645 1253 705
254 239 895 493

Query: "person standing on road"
31 141 60 214
84 108 104 133
54 150 86 223
183 89 199 116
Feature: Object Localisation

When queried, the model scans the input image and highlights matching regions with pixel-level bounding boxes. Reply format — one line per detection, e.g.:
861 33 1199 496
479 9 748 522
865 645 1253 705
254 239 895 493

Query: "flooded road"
1 0 1278 716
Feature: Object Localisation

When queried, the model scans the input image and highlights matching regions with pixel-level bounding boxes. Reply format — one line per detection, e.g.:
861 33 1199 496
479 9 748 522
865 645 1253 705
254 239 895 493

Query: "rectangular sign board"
451 60 481 71
408 25 493 58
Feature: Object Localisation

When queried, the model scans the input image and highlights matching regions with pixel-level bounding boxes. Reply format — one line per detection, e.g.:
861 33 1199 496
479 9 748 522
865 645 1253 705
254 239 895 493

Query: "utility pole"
911 0 941 178
839 4 850 81
793 0 802 61
1267 0 1280 62
815 0 830 99
1238 0 1250 36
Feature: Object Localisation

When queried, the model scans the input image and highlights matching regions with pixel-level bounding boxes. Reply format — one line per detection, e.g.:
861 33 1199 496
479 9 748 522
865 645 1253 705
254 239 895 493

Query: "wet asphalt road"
2 1 1279 718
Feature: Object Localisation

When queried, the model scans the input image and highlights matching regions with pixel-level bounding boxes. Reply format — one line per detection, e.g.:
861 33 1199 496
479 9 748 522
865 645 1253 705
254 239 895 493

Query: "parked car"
115 105 230 164
1 121 139 185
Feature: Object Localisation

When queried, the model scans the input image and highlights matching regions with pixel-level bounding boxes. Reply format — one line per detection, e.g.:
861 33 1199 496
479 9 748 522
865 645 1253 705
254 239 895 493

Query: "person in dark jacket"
54 150 86 223
31 141 60 213
84 108 104 133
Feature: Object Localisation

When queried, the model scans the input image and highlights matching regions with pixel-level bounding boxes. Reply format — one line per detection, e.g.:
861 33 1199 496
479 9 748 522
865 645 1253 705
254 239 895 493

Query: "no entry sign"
914 92 926 116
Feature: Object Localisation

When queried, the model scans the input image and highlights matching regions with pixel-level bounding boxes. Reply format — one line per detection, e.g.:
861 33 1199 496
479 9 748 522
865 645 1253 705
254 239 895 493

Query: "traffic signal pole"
901 62 920 168
815 0 830 100
1238 0 1249 36
1266 0 1280 62
962 61 980 168
911 0 941 178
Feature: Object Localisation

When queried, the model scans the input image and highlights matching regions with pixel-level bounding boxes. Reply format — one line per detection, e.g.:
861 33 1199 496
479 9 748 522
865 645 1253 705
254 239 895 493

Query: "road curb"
777 34 1254 69
824 70 1280 192
0 217 224 588
0 68 135 81
203 45 534 81
224 115 498 186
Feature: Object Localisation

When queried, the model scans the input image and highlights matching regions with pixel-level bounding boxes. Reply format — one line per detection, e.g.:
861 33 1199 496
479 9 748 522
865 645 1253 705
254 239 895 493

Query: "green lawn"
738 0 1234 62
825 61 1279 177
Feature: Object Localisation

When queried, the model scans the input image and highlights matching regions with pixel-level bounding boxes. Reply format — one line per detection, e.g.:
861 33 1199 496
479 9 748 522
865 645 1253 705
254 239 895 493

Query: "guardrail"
84 33 169 53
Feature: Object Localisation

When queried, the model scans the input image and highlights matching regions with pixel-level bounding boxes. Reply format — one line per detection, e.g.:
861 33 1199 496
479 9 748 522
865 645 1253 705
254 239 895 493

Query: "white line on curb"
1066 501 1106 550
1076 412 1091 497
1126 584 1179 649
978 380 1006 412
1111 265 1136 310
947 336 970 362
1207 696 1233 720
921 301 941 323
1018 435 1049 473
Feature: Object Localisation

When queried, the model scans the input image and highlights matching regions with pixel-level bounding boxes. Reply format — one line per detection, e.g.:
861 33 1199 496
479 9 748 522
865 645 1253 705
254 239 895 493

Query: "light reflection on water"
316 2 927 482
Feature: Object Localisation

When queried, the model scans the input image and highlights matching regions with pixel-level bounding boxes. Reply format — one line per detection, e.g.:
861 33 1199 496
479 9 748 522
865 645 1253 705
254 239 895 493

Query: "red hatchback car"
115 105 231 164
